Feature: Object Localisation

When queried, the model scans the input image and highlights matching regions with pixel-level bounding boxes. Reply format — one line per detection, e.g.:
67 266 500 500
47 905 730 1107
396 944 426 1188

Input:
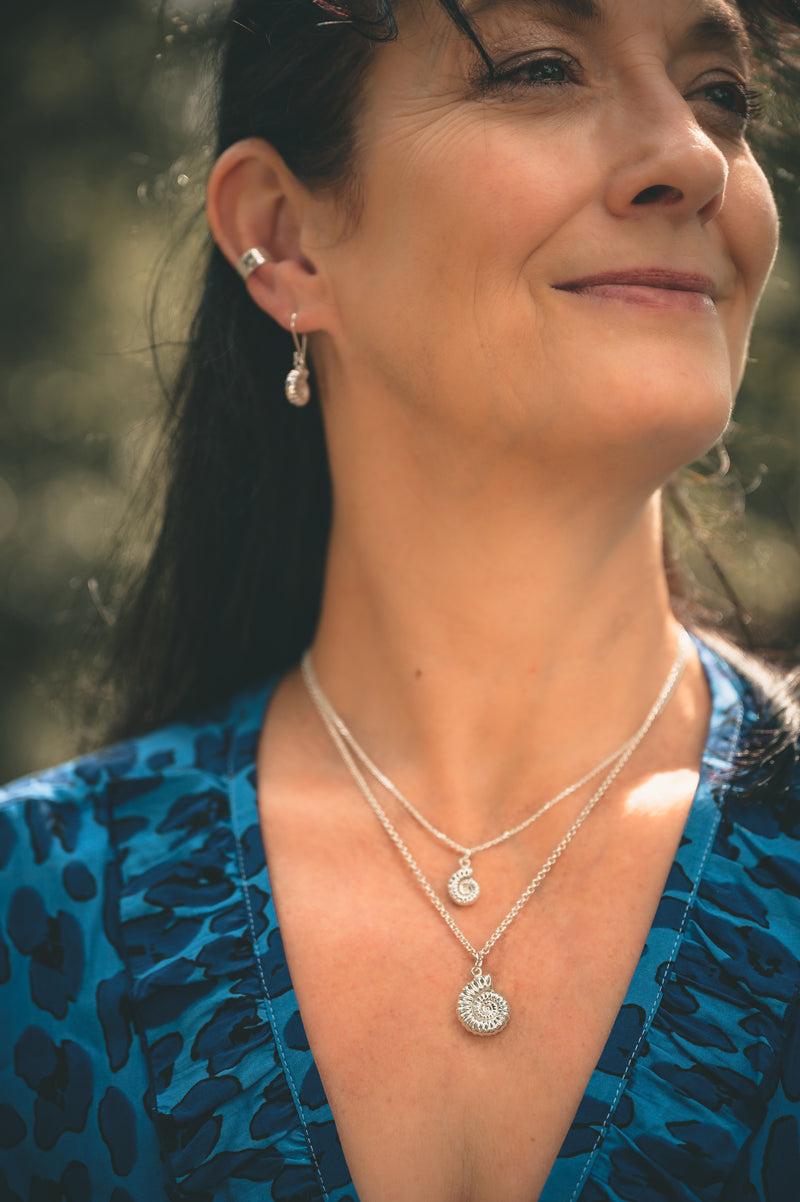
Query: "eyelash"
694 82 763 125
482 54 763 131
484 51 581 91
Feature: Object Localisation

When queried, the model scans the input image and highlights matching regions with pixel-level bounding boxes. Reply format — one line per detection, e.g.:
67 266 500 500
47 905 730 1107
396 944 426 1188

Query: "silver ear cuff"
236 247 270 281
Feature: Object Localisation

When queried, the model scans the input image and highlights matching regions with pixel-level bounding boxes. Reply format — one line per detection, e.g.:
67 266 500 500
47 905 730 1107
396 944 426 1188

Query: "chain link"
304 631 690 970
304 654 644 857
303 635 689 861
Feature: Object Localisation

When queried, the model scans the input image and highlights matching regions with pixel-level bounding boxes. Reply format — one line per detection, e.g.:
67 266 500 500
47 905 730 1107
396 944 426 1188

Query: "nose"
604 83 728 225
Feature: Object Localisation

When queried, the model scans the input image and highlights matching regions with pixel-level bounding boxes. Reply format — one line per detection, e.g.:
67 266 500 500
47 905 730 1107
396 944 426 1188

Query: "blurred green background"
1 0 799 783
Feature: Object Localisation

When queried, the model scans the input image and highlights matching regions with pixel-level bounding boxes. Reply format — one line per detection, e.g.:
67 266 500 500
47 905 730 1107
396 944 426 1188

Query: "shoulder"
0 680 275 868
0 681 278 1196
1 690 244 808
690 634 800 906
694 632 800 795
692 637 800 965
0 680 277 1006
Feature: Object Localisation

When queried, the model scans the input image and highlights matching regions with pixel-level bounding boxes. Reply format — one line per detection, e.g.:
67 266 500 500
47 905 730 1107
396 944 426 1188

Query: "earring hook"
290 312 308 357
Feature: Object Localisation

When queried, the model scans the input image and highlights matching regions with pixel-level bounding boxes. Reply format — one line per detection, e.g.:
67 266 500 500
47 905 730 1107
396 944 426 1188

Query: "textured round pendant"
457 972 510 1036
448 864 480 906
285 367 310 406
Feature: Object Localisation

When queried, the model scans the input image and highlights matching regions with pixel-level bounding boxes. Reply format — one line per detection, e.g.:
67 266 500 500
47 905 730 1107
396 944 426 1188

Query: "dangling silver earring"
285 313 311 406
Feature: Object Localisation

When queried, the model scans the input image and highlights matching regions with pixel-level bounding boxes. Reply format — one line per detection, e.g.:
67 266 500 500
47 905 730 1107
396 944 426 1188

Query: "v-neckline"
228 636 746 1202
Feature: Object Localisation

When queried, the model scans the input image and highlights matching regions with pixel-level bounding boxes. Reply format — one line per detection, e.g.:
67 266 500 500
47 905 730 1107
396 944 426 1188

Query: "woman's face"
314 0 779 483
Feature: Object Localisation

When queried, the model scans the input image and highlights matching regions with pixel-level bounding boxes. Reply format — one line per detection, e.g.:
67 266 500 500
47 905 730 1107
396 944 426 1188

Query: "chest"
259 772 696 1202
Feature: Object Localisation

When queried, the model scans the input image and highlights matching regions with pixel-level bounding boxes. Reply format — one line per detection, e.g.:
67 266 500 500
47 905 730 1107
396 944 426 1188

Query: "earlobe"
206 137 329 332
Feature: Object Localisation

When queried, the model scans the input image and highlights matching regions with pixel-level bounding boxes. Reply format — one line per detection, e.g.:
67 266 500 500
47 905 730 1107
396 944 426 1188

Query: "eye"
689 79 763 134
486 52 583 91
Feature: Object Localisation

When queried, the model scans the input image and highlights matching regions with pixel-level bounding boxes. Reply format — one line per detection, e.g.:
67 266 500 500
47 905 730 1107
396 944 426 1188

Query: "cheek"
718 163 778 387
467 126 599 261
331 138 542 385
363 115 594 278
728 158 780 303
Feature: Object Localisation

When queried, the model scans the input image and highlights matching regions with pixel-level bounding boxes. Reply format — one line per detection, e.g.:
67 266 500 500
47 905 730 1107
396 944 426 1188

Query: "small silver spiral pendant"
457 972 510 1036
448 863 480 906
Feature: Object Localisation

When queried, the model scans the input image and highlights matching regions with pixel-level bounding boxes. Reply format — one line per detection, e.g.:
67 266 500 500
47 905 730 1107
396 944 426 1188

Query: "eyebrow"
681 3 752 61
465 0 752 61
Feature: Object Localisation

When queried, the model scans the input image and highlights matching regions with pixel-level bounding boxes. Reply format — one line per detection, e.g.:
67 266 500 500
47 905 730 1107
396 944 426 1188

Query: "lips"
554 268 715 298
554 268 717 296
553 268 718 313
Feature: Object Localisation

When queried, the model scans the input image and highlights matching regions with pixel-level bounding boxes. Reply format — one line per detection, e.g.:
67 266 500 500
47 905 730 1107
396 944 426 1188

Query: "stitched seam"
566 695 745 1202
232 820 329 1199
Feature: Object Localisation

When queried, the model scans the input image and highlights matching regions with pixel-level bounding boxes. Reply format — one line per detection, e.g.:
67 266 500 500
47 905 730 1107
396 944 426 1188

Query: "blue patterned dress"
1 638 799 1201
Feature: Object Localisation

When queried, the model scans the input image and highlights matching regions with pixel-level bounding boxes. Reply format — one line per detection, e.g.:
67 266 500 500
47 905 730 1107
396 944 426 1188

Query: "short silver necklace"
302 633 689 1036
302 632 690 907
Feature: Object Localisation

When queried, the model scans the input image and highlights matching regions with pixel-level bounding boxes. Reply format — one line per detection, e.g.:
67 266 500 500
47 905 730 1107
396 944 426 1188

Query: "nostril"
633 184 684 205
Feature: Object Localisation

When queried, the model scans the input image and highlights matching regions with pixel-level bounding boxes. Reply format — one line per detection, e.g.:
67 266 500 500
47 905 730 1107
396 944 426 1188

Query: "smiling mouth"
553 269 718 313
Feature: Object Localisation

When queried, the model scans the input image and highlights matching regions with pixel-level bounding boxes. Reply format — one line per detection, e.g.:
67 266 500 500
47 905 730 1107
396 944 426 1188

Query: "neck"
308 417 696 836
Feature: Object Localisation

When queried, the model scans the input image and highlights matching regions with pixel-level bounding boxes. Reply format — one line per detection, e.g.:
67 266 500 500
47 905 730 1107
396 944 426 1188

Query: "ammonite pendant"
285 366 310 406
448 864 480 906
457 972 510 1036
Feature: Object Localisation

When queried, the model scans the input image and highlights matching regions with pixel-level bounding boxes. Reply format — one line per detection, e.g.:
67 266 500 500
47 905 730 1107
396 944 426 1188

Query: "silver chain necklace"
302 633 690 906
302 632 689 1036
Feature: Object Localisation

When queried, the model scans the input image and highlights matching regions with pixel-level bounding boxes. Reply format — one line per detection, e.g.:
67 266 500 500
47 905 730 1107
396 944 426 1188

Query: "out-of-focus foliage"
0 0 221 779
0 1 799 783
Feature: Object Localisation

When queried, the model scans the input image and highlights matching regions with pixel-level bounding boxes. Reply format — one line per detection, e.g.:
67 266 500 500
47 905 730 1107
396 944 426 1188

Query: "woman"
2 0 799 1198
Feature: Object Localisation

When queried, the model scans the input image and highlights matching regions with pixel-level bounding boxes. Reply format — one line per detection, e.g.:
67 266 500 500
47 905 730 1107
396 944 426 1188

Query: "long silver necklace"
302 633 689 907
302 633 689 1036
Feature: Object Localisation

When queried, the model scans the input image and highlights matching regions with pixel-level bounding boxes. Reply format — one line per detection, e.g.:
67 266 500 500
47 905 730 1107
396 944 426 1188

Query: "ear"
206 137 332 336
